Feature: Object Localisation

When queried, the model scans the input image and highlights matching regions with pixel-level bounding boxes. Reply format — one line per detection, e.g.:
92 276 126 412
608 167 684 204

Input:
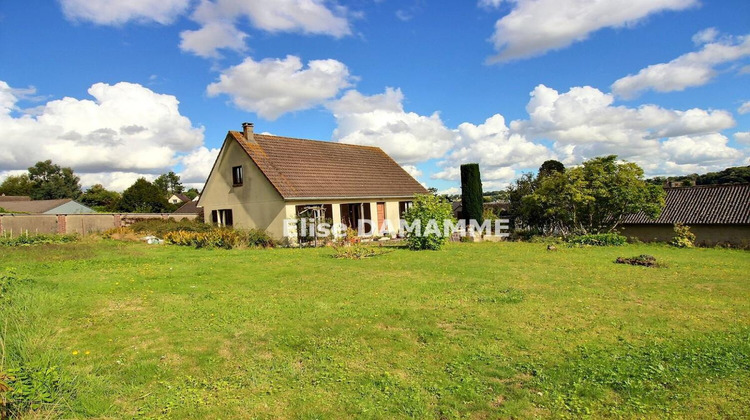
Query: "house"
452 200 509 221
0 198 95 214
198 123 428 239
168 193 191 205
619 184 750 246
0 195 31 202
172 200 202 216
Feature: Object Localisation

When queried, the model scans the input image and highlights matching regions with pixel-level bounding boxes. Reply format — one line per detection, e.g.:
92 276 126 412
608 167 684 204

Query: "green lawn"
2 240 749 418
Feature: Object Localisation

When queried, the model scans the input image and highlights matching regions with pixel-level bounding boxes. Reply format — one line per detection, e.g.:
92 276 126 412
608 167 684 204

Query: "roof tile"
621 184 750 225
230 131 428 199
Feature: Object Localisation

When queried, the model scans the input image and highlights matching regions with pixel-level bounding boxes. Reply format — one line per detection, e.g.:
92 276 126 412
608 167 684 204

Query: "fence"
0 213 198 236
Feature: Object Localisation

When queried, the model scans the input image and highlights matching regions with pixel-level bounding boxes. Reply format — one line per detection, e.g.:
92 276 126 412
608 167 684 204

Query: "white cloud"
739 101 750 115
179 21 249 58
661 133 742 165
329 88 454 164
180 0 352 57
401 165 423 179
432 114 552 185
438 187 460 195
612 33 750 99
177 146 220 187
485 0 697 62
0 80 205 191
78 172 157 192
692 27 719 45
511 84 743 175
207 55 354 120
735 131 750 145
59 0 190 25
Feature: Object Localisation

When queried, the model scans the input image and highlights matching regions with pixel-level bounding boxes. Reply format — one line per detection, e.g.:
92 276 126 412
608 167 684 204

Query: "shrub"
0 233 78 247
128 218 212 237
244 228 275 248
403 194 455 251
164 228 274 249
670 223 695 248
566 233 626 246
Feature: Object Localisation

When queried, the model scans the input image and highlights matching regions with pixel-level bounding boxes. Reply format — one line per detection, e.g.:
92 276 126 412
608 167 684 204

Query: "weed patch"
0 233 78 247
331 244 392 259
615 254 660 267
523 329 750 416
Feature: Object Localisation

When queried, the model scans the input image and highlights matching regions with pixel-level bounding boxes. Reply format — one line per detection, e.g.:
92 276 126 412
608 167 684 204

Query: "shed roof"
0 195 31 202
621 184 750 225
0 199 72 213
228 131 428 199
172 200 201 214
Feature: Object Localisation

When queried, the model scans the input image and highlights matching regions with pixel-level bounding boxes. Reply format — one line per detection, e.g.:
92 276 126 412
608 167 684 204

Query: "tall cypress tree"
460 163 483 224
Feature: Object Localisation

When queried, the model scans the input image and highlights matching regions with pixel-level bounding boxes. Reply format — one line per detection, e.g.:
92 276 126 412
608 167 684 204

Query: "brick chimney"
242 122 254 142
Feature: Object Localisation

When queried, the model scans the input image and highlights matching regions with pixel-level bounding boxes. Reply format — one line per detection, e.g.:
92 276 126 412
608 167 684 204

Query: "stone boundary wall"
0 213 198 236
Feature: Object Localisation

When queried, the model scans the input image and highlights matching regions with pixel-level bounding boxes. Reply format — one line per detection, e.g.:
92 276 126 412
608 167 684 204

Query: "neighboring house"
172 200 202 216
452 200 509 221
0 195 31 202
192 194 200 202
168 193 191 205
198 123 428 239
619 184 750 246
0 198 95 214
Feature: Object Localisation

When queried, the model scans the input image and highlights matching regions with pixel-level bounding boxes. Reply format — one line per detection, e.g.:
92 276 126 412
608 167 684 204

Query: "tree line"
0 160 199 213
647 165 750 187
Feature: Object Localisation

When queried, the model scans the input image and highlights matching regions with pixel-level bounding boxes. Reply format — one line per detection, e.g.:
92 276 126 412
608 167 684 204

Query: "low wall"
619 224 750 247
0 213 198 236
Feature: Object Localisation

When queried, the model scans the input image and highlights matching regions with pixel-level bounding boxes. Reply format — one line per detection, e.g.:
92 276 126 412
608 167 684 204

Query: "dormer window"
232 165 243 186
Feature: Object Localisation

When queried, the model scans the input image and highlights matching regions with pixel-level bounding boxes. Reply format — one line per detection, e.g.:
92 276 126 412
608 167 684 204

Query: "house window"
232 165 243 186
211 209 233 227
399 201 413 218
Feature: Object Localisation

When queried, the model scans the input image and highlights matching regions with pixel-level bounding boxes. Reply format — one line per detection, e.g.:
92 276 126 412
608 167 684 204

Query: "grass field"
1 240 749 418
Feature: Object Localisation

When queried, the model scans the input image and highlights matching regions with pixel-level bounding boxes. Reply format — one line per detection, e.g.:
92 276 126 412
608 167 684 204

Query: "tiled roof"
173 200 201 214
229 131 428 199
0 199 71 213
175 193 190 203
0 196 31 202
621 184 750 225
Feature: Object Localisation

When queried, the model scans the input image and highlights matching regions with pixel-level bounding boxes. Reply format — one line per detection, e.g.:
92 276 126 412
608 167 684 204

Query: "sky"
0 0 748 193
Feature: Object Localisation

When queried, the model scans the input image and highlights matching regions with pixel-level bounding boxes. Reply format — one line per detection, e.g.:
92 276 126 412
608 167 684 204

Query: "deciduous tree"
27 160 82 200
80 184 121 212
119 178 169 213
0 174 33 196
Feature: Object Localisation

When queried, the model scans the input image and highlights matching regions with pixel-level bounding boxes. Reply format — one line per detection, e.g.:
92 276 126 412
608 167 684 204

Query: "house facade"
619 184 750 247
168 193 190 205
198 123 427 239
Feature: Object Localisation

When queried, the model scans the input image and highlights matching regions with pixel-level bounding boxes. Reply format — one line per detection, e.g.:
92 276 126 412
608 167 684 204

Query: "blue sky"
0 0 748 192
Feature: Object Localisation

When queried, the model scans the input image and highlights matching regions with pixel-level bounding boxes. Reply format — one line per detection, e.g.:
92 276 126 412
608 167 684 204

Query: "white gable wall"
199 137 288 237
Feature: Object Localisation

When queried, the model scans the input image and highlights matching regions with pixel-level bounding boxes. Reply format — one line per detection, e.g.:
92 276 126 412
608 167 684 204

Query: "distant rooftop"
621 184 750 225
